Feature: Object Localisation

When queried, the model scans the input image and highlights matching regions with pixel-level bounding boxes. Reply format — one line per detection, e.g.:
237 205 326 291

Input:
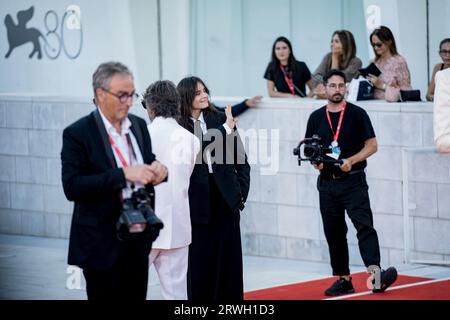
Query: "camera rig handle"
316 158 344 165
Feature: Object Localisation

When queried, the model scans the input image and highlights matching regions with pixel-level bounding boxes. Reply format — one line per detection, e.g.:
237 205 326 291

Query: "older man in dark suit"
61 62 168 300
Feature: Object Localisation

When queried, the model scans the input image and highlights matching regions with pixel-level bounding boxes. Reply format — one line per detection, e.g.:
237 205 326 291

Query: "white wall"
160 0 190 84
291 0 343 75
363 0 428 99
190 0 246 95
0 0 192 97
429 0 450 80
0 0 144 96
1 0 449 98
190 0 449 99
190 0 356 97
129 0 160 95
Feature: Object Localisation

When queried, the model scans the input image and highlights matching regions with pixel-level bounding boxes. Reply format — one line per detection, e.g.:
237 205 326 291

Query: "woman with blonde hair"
310 30 362 98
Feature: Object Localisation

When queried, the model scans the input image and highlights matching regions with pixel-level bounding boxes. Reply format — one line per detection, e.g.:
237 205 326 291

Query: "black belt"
321 169 365 180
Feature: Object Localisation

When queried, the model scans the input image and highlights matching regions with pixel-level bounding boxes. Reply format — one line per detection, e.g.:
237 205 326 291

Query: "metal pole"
426 0 430 84
156 0 163 80
402 148 411 264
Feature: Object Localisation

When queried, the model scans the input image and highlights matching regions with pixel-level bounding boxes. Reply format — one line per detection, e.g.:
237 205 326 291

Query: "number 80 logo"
44 5 83 60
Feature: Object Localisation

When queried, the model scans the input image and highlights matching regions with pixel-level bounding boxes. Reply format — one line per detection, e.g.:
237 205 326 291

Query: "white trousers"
149 246 189 300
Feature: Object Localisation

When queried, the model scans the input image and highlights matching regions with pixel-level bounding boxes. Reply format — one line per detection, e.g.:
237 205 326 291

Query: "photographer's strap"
280 64 306 97
280 64 295 95
93 109 117 168
108 134 133 167
128 116 145 157
326 101 347 143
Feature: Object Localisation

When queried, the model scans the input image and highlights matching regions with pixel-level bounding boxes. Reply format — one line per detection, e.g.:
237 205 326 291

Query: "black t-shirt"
304 102 376 176
264 60 311 96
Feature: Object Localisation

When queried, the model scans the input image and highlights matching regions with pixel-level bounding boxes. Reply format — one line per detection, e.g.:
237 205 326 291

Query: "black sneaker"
372 267 398 293
324 277 355 296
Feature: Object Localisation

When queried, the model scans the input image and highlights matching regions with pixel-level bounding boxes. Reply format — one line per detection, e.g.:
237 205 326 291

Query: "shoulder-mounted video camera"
293 135 343 166
117 188 164 242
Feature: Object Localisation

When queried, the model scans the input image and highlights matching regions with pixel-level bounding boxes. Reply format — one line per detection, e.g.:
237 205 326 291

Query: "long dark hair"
370 26 399 61
332 30 357 69
176 76 217 130
268 36 298 74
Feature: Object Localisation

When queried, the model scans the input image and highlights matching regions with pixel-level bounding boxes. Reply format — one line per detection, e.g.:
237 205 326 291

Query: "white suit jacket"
434 68 450 153
148 117 200 249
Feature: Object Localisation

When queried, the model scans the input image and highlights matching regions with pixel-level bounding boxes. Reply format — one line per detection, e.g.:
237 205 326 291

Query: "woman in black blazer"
177 76 251 301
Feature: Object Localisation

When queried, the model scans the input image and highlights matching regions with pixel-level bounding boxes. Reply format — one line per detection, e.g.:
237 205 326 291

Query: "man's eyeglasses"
101 88 139 103
439 50 450 56
327 83 346 90
372 42 383 49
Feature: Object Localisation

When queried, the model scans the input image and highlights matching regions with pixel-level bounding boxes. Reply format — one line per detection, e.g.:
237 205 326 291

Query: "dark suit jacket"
61 109 156 270
214 100 249 117
183 110 251 224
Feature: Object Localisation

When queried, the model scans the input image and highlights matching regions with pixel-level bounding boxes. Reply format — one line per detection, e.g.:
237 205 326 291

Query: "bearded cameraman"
304 69 397 297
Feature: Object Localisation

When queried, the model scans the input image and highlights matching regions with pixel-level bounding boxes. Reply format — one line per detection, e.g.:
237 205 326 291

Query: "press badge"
327 141 341 160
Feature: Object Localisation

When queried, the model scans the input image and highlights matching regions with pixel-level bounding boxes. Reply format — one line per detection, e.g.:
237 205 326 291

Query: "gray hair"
142 80 180 118
92 62 133 98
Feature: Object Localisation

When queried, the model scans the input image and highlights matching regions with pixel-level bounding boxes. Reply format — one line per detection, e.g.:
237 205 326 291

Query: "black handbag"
357 80 375 101
400 90 421 102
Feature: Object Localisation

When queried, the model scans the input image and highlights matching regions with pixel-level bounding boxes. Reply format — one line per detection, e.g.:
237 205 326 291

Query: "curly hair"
142 80 180 118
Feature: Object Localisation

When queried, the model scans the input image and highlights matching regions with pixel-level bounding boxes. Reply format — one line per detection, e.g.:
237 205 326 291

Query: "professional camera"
117 188 164 242
293 135 343 166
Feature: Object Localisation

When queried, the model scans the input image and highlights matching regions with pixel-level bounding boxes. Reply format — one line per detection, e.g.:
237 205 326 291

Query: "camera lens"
304 145 315 158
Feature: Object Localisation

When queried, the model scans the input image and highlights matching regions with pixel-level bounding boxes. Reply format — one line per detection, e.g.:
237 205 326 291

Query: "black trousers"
82 240 150 300
317 172 381 276
187 175 243 302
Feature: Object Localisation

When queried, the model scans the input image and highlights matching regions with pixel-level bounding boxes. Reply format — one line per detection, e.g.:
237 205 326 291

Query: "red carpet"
244 272 431 300
346 279 450 300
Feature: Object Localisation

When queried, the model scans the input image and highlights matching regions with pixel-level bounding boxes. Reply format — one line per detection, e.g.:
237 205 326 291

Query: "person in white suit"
142 80 200 299
434 68 450 153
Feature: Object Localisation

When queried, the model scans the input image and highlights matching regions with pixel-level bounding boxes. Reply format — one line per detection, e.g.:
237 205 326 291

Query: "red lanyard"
280 64 295 95
326 102 347 143
108 134 132 168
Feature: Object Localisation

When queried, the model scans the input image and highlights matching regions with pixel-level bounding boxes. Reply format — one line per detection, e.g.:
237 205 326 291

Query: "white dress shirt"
98 109 144 198
148 117 200 249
